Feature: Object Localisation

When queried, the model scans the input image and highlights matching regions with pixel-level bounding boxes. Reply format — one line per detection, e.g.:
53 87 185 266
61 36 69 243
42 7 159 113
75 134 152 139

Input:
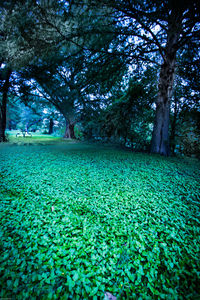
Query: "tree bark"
151 59 175 156
0 69 11 142
64 118 76 139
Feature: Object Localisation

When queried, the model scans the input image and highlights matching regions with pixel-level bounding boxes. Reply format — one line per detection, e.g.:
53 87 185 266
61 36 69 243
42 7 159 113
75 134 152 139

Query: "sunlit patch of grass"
6 131 79 145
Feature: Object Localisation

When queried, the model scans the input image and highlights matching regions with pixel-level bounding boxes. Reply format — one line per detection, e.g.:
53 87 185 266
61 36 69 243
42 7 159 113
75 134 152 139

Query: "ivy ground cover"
0 142 200 299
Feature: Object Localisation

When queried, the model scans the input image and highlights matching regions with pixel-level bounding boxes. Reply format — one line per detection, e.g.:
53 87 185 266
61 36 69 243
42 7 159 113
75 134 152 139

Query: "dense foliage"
82 69 156 151
0 140 200 299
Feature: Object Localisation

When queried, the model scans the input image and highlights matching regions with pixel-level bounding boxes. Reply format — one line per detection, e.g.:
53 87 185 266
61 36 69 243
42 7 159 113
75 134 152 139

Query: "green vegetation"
1 1 200 155
0 140 200 299
7 131 64 145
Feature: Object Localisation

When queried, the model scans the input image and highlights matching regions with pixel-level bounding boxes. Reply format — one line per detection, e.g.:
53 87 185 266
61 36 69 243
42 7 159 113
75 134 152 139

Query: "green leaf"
73 272 79 281
90 287 98 296
67 275 75 290
14 278 19 288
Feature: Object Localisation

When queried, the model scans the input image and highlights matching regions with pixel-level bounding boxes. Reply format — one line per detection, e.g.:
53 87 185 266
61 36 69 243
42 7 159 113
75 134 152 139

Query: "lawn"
6 131 64 145
0 138 200 299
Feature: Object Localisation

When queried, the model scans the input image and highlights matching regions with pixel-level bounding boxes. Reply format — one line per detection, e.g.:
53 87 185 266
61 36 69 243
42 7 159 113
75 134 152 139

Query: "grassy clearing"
6 131 75 145
0 141 200 299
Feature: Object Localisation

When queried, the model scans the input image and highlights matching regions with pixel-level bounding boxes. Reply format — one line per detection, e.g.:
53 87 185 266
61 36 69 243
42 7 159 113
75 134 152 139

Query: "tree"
24 32 125 139
48 118 54 134
0 1 47 140
73 0 200 155
0 0 81 141
0 66 12 141
26 61 82 139
1 0 199 153
0 0 121 140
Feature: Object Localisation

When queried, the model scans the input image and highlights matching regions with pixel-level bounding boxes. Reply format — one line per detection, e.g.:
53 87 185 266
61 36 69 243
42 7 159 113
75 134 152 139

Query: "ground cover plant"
0 139 200 299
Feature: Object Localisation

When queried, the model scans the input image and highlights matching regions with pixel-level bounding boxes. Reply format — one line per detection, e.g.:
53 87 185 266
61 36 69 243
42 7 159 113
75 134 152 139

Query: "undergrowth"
0 142 199 299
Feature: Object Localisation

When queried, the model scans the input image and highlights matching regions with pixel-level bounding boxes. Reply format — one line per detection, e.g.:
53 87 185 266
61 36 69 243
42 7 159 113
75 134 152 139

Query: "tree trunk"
0 69 11 142
48 118 54 134
64 119 76 139
151 60 173 156
151 29 182 155
151 6 183 156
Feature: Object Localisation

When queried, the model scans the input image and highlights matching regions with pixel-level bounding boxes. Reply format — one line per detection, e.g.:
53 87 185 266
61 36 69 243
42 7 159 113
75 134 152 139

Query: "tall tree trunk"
64 118 76 139
0 69 11 142
151 10 182 156
151 59 175 156
48 118 54 134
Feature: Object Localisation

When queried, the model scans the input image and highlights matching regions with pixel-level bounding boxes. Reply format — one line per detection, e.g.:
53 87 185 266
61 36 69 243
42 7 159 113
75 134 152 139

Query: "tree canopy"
0 0 199 155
